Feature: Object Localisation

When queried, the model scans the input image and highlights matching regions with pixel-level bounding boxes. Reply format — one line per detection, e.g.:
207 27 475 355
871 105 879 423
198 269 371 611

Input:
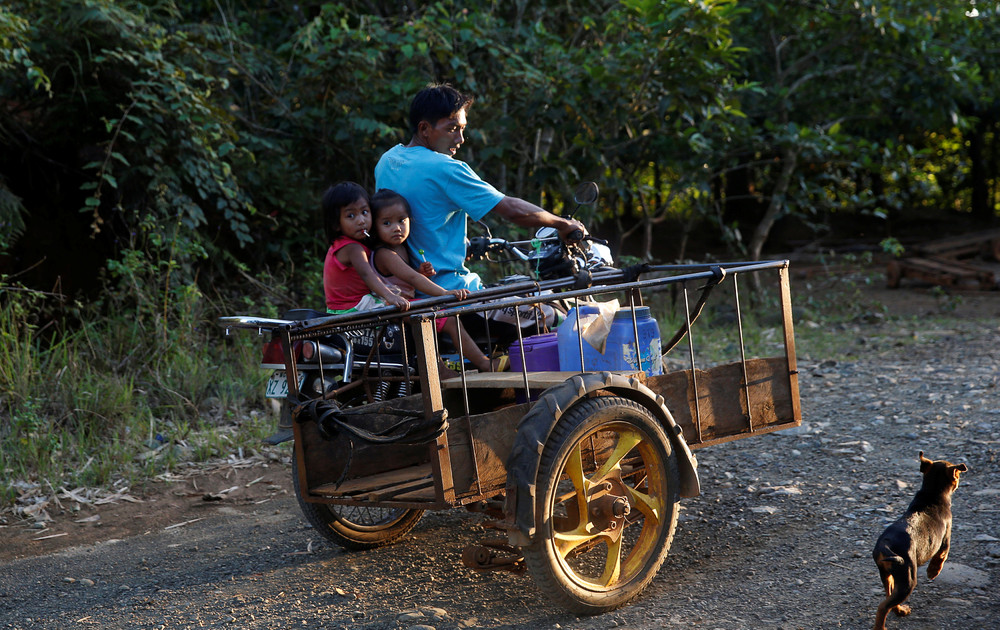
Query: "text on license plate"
265 370 307 398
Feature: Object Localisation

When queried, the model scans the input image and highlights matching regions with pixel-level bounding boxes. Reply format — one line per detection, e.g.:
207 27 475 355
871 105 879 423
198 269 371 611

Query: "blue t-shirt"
374 144 505 294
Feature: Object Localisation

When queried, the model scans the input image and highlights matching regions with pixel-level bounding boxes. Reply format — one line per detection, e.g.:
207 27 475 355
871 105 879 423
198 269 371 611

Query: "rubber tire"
523 396 679 614
292 450 424 551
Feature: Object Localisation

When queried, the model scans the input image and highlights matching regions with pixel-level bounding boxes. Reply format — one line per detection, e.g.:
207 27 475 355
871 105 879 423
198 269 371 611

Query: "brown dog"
872 451 968 630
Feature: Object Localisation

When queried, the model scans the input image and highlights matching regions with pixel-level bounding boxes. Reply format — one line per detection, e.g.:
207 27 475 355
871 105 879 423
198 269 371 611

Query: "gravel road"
1 286 998 630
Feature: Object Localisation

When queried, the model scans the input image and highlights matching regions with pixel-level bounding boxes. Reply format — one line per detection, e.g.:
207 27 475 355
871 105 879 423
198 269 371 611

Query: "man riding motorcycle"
374 83 586 298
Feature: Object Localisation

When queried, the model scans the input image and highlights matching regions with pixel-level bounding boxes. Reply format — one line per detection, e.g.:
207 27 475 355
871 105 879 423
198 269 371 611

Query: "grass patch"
0 278 279 509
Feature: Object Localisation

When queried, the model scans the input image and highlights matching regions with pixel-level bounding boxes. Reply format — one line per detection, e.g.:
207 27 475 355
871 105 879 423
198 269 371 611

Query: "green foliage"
880 237 905 258
709 1 1000 260
80 6 257 261
0 5 50 93
0 6 50 245
930 285 964 312
5 1 995 287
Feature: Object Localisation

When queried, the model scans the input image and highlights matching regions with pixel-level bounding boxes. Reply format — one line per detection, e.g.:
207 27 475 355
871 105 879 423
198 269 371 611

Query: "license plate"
265 370 306 398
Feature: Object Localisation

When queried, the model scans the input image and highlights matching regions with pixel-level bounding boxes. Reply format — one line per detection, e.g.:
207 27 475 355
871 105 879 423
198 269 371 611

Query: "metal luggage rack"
221 260 794 431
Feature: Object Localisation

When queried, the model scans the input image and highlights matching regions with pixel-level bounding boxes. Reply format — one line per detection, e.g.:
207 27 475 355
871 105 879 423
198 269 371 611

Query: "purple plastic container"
509 332 560 372
508 332 560 403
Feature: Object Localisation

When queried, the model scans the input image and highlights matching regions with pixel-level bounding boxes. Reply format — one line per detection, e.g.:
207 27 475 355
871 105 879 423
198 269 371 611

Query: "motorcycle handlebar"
468 235 556 261
583 234 608 245
467 229 602 262
488 237 531 261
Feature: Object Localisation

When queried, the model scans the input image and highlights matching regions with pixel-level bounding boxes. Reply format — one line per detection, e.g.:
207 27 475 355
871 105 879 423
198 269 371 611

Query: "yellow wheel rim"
549 422 668 590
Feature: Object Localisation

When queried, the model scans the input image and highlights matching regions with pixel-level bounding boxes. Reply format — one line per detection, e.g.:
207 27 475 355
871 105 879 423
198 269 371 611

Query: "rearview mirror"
573 182 599 205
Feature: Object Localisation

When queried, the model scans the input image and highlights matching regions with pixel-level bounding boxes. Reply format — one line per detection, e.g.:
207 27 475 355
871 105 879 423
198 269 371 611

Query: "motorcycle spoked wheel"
292 449 424 550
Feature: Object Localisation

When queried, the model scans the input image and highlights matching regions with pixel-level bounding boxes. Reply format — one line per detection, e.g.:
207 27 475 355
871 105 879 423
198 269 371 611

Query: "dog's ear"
919 450 932 472
950 463 968 488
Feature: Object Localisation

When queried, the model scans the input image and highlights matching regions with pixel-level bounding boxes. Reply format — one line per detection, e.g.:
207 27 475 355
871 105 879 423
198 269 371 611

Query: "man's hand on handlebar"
558 218 587 244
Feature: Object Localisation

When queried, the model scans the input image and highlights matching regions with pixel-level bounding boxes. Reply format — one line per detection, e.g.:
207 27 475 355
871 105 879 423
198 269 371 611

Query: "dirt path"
1 279 998 630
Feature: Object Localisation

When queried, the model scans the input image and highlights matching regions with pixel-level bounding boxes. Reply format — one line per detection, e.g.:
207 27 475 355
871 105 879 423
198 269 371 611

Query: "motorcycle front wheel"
292 451 424 550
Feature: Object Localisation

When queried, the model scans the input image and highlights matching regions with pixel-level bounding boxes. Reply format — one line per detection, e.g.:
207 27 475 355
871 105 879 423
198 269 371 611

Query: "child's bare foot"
437 359 461 379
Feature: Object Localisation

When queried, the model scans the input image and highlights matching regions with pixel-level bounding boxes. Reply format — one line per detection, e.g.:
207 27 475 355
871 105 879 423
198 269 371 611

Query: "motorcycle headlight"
588 242 614 266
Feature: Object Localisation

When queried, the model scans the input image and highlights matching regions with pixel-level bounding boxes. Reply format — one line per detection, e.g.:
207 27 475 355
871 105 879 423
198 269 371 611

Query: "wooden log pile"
886 228 1000 290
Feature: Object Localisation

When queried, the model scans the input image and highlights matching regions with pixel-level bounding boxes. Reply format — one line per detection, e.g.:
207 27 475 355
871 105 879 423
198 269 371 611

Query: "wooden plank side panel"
446 404 528 498
648 357 795 446
779 267 802 429
316 464 433 495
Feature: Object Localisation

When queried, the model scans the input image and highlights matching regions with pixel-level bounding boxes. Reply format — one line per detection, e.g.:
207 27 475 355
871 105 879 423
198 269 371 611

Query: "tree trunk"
748 147 798 262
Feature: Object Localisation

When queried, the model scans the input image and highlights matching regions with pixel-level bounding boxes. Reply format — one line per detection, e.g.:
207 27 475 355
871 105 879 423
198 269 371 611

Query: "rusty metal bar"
399 319 412 397
574 296 585 372
733 273 753 430
628 291 642 373
682 283 702 443
514 315 530 399
452 311 472 419
449 311 482 498
464 414 483 498
280 329 299 399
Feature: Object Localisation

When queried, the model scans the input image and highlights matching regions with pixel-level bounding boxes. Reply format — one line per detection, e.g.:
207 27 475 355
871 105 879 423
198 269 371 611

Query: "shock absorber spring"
373 379 391 402
395 379 411 398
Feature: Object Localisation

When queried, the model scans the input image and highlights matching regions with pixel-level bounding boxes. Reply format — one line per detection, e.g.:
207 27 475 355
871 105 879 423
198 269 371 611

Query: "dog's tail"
875 551 905 568
872 541 905 568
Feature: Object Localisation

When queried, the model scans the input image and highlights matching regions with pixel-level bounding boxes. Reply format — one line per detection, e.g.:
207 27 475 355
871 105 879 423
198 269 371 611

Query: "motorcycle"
239 182 615 446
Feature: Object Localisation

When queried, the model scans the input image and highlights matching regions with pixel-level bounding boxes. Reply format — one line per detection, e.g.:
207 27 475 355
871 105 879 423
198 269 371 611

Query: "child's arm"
375 248 469 300
341 243 410 310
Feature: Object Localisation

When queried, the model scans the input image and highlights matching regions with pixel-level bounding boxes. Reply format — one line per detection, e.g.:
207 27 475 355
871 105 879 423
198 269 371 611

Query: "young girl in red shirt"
322 182 409 314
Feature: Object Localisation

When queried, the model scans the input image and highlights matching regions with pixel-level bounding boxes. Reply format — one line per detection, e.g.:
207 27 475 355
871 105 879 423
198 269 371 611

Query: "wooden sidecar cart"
220 260 801 613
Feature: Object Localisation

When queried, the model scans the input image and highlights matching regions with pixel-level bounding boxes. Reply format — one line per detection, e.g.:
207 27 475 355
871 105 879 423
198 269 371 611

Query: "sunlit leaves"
0 5 51 94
